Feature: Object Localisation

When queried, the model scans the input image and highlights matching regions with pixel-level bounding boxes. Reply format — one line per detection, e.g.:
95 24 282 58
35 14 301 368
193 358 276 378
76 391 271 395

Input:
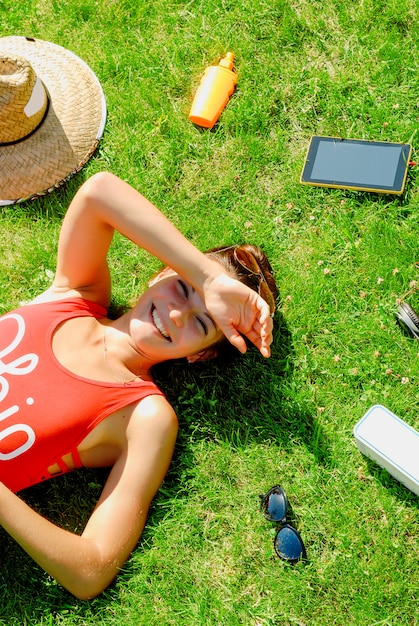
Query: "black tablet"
301 136 412 194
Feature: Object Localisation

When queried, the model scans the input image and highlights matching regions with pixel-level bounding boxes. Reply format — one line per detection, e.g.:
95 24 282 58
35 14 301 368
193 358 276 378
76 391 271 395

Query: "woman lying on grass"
0 172 278 599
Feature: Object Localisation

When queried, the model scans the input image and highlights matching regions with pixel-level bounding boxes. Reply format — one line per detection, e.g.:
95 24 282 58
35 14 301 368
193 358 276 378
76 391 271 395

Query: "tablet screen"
301 136 411 194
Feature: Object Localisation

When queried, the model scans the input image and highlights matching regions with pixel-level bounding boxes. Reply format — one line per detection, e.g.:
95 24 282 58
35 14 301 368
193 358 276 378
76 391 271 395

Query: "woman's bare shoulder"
79 394 177 463
127 394 178 437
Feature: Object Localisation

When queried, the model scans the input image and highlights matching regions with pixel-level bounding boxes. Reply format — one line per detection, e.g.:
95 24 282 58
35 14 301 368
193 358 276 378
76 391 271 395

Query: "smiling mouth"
151 306 171 341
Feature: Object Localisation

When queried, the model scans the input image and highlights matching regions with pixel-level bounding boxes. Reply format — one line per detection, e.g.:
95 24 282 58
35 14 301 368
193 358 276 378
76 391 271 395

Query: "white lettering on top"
0 313 39 461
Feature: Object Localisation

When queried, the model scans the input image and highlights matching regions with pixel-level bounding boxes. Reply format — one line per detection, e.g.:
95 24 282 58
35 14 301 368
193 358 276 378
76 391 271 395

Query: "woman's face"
128 270 224 363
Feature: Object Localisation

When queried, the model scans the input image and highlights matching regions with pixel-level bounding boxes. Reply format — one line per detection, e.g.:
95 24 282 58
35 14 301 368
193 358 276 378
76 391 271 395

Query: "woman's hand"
203 273 273 357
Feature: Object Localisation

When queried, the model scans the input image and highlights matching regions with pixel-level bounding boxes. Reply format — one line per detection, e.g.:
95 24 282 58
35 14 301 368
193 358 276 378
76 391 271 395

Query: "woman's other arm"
0 396 178 600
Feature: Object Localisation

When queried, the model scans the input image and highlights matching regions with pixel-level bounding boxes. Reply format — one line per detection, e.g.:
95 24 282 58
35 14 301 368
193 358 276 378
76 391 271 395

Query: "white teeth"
152 308 170 339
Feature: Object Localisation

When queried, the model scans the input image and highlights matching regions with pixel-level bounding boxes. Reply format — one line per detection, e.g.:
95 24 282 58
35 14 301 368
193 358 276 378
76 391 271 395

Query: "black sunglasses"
259 485 307 563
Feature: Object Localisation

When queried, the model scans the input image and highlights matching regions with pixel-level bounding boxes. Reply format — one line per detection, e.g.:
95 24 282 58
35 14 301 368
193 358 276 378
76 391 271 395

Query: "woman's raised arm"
50 172 272 356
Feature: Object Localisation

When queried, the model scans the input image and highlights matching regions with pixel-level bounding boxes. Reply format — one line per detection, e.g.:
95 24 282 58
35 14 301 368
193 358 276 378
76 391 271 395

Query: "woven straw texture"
0 56 49 143
0 36 106 205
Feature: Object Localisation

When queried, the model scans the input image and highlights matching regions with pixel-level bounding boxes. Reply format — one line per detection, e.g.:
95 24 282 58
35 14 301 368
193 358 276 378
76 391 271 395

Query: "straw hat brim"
0 36 107 205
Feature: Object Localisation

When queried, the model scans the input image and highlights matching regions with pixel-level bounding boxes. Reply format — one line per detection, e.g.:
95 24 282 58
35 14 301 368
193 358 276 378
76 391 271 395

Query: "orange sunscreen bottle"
189 52 237 128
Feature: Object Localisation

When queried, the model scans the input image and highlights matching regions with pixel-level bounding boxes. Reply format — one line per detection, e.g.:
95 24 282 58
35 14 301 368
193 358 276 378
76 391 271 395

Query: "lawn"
0 0 418 624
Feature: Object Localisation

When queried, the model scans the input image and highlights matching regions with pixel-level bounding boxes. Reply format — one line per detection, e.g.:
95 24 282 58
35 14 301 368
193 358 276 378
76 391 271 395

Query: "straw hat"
0 36 106 205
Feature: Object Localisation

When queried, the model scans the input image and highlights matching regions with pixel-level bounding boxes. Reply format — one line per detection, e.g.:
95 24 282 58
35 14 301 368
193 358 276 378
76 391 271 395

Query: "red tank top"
0 298 164 493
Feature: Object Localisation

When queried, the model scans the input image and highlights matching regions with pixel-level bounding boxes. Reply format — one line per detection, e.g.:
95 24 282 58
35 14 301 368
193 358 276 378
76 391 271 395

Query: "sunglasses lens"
274 525 306 562
264 489 287 522
259 281 276 315
235 248 276 315
235 248 261 274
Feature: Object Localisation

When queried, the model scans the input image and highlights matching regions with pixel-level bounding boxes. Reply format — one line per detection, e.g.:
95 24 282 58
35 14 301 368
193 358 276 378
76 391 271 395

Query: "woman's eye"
178 280 188 298
177 280 207 335
196 316 208 335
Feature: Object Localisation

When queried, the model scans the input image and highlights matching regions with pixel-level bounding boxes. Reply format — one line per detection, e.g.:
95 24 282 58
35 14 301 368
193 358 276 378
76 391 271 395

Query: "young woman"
0 172 277 599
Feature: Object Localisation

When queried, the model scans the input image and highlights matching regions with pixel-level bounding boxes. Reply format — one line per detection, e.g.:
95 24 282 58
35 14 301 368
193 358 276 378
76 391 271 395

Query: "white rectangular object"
354 405 419 496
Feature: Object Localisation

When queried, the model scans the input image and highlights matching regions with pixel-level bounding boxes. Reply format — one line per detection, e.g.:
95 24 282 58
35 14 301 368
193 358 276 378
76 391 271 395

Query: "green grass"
1 0 419 624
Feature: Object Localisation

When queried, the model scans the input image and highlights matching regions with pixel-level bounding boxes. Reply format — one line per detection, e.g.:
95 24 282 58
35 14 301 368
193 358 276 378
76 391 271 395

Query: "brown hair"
206 244 279 310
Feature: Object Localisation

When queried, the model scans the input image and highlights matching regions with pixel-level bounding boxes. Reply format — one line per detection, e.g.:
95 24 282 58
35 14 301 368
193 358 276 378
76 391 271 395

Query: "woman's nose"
169 306 188 328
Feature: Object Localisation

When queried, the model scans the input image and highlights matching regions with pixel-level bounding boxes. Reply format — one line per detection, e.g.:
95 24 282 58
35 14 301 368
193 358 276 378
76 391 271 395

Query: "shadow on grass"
363 458 419 510
152 309 334 468
0 469 119 624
